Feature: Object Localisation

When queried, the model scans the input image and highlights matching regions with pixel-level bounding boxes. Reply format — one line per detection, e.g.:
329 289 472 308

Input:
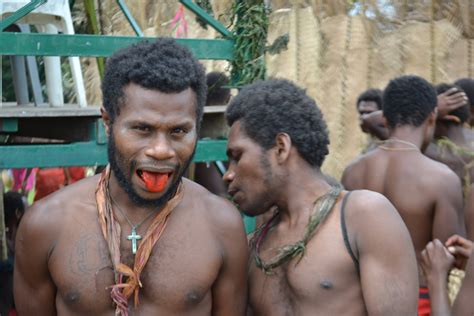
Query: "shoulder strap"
340 191 360 272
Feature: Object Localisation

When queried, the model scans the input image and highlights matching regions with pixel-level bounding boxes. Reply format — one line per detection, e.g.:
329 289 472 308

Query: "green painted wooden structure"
0 0 256 233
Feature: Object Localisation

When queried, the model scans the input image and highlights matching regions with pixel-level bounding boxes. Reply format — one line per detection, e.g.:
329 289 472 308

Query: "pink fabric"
12 168 37 192
170 5 188 38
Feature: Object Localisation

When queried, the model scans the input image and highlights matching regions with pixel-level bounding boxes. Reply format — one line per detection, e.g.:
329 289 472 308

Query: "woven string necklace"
110 195 156 255
378 138 420 151
251 186 342 275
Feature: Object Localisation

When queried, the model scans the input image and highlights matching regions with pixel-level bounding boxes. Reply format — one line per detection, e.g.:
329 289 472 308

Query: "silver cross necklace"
110 195 157 255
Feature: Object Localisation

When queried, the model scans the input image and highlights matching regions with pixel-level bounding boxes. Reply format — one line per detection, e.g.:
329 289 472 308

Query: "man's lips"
227 189 240 201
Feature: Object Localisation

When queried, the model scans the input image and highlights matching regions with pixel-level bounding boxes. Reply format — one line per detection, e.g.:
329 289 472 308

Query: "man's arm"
421 236 474 316
420 239 454 316
360 110 389 140
14 203 57 315
210 200 249 316
433 170 465 242
352 191 419 315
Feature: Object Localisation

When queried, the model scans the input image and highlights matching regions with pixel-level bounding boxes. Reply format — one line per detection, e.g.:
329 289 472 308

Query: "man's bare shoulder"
345 151 372 170
23 175 99 230
420 154 461 186
345 189 398 218
183 178 243 230
16 175 100 259
342 151 378 187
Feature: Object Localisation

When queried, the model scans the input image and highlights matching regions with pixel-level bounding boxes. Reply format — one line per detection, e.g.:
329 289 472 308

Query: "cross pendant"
127 228 142 255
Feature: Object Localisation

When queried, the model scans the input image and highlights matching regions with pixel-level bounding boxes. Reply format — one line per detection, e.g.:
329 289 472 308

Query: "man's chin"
131 181 180 207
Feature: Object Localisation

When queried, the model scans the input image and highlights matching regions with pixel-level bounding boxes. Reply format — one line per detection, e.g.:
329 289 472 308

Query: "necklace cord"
251 186 342 275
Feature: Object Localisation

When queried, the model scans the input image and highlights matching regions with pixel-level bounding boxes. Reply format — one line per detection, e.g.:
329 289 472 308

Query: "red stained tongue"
140 171 169 193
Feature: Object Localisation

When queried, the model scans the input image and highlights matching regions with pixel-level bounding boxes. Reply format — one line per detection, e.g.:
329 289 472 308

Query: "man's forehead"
227 121 261 149
228 121 247 141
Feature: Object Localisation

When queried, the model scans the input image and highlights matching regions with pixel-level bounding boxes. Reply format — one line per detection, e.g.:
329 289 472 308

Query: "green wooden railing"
0 0 256 233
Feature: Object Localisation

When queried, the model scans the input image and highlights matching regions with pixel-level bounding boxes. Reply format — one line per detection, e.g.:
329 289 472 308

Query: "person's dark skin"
424 87 473 239
357 101 379 134
342 110 465 287
420 235 474 316
425 87 473 178
224 121 418 315
425 117 474 185
359 110 388 140
360 87 468 142
14 84 249 315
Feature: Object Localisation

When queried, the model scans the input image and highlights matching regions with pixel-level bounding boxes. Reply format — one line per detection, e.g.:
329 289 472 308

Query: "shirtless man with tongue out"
14 38 248 315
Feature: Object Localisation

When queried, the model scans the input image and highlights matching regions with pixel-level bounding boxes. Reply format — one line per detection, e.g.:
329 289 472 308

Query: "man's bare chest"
48 218 221 313
248 219 360 312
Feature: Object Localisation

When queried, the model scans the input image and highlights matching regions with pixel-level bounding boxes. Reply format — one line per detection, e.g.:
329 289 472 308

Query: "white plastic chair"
1 0 87 107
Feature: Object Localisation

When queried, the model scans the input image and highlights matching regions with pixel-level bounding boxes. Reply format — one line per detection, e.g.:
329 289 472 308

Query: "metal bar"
116 0 144 37
0 139 227 168
17 24 45 106
194 139 228 162
214 161 227 176
10 55 29 105
179 0 232 38
0 118 18 132
0 33 235 60
0 0 47 31
243 215 256 234
0 142 107 168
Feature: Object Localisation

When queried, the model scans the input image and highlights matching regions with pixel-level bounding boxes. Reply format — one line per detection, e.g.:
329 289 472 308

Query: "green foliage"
229 0 269 86
437 137 474 196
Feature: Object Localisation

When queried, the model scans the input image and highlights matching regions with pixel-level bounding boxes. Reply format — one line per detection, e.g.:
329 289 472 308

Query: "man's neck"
276 167 332 229
388 126 425 149
441 124 468 145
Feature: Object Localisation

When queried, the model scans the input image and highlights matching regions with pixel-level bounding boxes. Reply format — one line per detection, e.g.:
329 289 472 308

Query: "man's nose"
144 134 175 160
223 168 235 183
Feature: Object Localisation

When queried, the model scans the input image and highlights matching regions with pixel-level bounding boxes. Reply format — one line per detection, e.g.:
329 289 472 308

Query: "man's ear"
274 133 292 164
428 108 438 127
101 107 111 136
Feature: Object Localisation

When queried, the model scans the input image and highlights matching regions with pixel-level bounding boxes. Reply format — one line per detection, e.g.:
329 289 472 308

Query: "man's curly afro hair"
356 88 383 110
454 78 474 108
435 83 470 124
102 38 207 130
382 75 437 129
226 79 329 168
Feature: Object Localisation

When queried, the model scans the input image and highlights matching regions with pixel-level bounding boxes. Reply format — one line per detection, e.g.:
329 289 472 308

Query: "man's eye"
171 127 186 134
232 153 241 162
134 125 151 132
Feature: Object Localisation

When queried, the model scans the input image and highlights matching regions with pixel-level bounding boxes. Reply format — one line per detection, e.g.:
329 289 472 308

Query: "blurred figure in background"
194 72 232 197
0 192 25 316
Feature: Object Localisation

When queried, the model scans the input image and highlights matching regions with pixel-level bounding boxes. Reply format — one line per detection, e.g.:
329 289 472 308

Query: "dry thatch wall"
78 0 473 179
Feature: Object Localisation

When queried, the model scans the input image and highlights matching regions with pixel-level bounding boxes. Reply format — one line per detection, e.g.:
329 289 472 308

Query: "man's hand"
359 110 388 140
445 234 473 270
421 239 455 283
437 88 468 122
